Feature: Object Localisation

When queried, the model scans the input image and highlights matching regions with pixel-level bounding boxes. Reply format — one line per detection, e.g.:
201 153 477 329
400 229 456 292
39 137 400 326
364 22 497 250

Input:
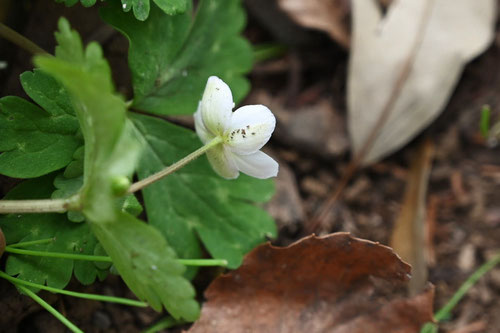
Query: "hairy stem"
0 195 80 214
128 136 223 193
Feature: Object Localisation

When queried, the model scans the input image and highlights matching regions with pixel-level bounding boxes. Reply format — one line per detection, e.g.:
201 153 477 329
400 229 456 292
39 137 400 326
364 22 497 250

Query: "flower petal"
226 105 276 155
206 145 239 179
200 76 234 135
194 103 214 144
232 150 279 179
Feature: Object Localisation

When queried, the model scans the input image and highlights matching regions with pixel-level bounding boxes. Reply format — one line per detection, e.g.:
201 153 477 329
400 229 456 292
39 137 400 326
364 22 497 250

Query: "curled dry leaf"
277 0 351 48
349 0 496 165
188 233 434 333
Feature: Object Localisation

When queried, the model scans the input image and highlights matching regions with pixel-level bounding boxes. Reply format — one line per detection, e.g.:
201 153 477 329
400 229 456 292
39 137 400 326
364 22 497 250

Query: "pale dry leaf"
348 0 496 165
188 233 434 333
278 0 351 48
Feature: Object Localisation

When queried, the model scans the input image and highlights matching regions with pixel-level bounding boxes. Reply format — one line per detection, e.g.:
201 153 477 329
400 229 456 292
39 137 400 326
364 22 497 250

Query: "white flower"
194 76 279 179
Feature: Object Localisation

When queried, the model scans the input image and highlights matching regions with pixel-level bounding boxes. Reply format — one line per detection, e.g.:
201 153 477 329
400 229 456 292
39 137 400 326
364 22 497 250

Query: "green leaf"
35 18 197 319
131 113 276 269
121 0 187 21
55 0 186 20
0 70 81 178
35 17 138 222
101 0 252 115
91 211 199 319
54 0 97 8
0 175 102 288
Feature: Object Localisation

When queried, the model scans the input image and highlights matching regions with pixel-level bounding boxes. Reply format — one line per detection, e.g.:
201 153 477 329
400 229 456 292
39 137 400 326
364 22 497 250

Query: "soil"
1 0 500 332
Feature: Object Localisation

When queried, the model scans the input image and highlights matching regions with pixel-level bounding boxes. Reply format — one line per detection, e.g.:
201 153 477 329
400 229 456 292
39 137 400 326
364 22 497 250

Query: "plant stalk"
0 23 48 55
0 195 80 214
5 246 228 266
15 284 83 333
0 271 147 307
128 136 223 193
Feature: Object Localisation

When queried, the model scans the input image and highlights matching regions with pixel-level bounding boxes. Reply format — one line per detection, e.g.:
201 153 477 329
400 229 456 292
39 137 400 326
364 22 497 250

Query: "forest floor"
1 1 500 332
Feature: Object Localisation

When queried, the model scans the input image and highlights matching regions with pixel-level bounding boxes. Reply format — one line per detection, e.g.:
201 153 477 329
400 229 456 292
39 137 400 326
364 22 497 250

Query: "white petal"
206 145 239 179
232 150 279 179
226 105 276 155
194 103 214 144
200 76 234 135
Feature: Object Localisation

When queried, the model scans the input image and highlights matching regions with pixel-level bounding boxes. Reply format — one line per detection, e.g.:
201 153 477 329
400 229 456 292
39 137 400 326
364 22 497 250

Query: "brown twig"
305 0 435 234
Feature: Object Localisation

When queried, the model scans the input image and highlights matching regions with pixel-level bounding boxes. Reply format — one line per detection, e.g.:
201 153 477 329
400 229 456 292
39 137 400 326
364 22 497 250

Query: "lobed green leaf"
131 113 276 269
101 0 252 115
91 211 199 319
33 18 198 319
0 70 81 178
0 175 104 288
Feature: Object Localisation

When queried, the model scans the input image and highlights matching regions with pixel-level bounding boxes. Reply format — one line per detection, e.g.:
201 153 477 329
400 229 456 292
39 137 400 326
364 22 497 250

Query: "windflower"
194 76 279 179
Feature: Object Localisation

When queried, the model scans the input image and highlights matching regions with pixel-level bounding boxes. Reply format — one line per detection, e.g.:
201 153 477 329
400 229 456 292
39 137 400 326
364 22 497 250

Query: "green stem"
143 317 184 333
0 195 80 214
9 238 55 248
128 136 223 193
253 43 287 63
5 246 228 266
434 252 500 321
4 246 112 262
0 23 48 55
179 258 228 267
15 284 83 333
0 271 147 307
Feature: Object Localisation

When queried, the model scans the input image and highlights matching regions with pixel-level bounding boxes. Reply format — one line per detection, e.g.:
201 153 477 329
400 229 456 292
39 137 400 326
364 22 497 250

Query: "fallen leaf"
348 0 496 165
277 0 351 48
189 233 434 333
390 138 434 295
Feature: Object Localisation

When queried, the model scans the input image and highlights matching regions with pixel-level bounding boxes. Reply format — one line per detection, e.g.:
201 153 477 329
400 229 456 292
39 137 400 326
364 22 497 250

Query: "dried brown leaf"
349 0 496 165
277 0 351 48
189 233 434 333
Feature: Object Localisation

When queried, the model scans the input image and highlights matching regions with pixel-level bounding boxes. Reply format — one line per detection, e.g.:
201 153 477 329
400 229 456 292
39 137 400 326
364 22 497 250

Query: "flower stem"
0 271 147 307
0 195 80 214
8 238 55 248
128 136 223 193
178 258 228 267
0 23 49 55
15 284 83 333
5 246 228 267
434 252 500 321
4 247 112 262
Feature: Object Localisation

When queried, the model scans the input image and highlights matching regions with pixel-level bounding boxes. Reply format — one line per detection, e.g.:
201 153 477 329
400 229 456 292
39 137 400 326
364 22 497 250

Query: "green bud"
111 176 131 196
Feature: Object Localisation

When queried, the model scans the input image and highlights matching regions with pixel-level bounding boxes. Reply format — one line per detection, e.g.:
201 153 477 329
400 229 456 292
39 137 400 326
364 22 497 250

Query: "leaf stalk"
0 23 48 55
0 195 80 214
